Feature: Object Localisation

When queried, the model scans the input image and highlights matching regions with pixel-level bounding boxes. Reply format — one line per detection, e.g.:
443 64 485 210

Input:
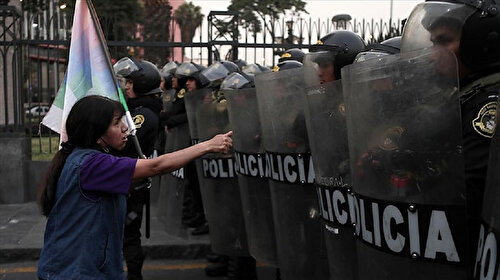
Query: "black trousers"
124 187 147 280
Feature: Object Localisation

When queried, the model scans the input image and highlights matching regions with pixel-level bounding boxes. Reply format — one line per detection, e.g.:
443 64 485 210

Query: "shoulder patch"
472 101 497 138
163 93 172 103
133 114 145 129
177 89 186 99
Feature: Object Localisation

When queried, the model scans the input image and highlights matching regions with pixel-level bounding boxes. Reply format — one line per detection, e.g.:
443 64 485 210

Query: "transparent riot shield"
225 88 278 266
342 47 466 279
157 122 190 237
475 113 500 279
185 88 211 145
255 68 329 280
304 78 357 280
195 100 250 256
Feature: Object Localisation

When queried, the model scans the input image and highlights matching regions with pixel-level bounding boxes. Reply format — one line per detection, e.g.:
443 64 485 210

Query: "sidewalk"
0 202 211 263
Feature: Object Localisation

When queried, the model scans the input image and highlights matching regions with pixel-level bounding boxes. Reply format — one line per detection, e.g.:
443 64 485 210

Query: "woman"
37 95 232 280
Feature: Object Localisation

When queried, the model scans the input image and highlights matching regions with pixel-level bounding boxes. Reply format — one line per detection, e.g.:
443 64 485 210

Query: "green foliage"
63 0 143 40
62 0 144 59
174 2 204 43
227 0 307 34
142 0 173 64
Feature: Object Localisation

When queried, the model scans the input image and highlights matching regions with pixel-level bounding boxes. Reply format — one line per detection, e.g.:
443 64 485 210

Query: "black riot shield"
225 88 278 266
303 77 357 280
194 100 250 256
475 108 500 279
255 68 329 280
342 47 466 279
157 122 190 237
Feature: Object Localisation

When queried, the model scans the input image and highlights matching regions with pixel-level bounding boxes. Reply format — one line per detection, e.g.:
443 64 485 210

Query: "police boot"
204 255 228 277
227 256 257 280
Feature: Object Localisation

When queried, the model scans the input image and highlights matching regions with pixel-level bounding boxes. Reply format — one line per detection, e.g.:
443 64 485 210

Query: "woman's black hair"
38 95 125 216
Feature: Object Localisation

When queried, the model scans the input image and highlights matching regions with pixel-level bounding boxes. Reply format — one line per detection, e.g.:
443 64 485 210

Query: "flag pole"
86 0 152 238
85 0 144 159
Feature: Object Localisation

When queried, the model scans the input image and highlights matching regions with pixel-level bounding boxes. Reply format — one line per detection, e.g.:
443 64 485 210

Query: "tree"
63 0 144 59
142 0 172 64
174 2 204 57
226 0 307 38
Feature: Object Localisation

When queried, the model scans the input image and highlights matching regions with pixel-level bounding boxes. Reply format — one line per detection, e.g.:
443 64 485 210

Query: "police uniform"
461 73 500 272
119 95 162 280
162 88 188 129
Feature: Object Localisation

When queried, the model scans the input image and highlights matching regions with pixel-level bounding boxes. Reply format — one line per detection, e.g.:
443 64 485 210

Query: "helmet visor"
304 51 337 66
200 62 230 83
161 61 178 76
354 51 390 63
242 63 270 75
114 57 139 77
221 72 253 90
401 2 475 53
175 63 199 79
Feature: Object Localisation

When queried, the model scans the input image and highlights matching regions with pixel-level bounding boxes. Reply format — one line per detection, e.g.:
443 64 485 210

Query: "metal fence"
0 0 405 156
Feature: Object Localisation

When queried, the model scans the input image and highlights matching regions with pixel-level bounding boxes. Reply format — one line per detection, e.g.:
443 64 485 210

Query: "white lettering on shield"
474 224 500 280
171 167 184 179
202 158 237 179
357 198 460 262
264 153 314 184
234 152 266 178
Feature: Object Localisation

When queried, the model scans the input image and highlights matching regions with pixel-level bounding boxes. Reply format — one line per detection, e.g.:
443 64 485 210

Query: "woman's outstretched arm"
133 131 233 179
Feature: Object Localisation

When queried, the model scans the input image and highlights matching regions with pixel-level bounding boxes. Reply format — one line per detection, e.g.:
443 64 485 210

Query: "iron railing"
0 0 405 156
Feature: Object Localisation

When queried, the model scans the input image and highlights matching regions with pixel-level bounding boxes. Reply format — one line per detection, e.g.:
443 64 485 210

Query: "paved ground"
0 259 278 280
0 202 211 263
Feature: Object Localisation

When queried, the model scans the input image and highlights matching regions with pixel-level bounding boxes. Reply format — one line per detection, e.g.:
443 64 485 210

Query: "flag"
42 0 119 142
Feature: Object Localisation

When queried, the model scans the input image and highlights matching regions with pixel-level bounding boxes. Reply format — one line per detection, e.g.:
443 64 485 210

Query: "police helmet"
220 72 255 90
233 59 248 71
402 0 500 72
308 30 366 79
354 36 401 63
114 57 162 96
175 62 206 88
199 61 239 85
242 63 271 75
272 60 303 72
278 48 305 63
160 61 179 78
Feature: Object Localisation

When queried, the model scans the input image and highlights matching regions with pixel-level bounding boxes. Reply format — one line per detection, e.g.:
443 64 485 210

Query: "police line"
199 150 468 265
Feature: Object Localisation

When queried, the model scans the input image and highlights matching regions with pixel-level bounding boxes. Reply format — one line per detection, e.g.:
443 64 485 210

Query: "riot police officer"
272 60 303 72
157 61 179 156
159 61 179 93
164 62 208 235
199 60 239 103
278 48 305 63
354 36 401 62
402 1 500 275
114 57 163 280
307 30 366 83
233 59 248 71
241 63 271 76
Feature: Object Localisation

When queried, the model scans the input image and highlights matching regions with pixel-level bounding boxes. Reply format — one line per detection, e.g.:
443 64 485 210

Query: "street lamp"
332 14 352 30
